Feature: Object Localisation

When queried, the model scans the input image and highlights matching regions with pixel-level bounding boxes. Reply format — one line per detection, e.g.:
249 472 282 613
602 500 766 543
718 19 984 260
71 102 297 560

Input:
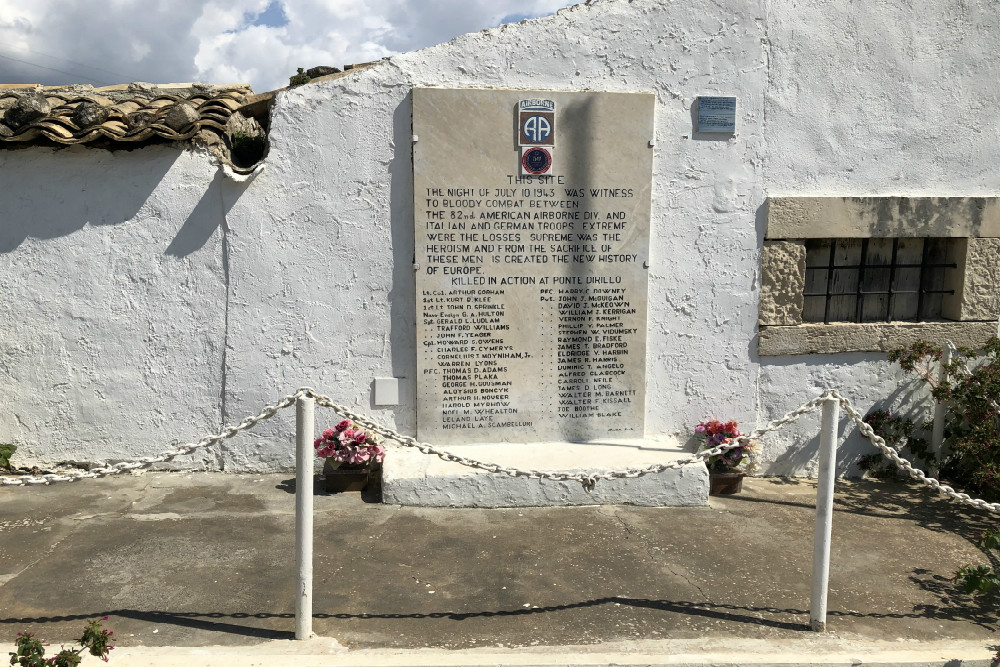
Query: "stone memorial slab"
413 87 654 444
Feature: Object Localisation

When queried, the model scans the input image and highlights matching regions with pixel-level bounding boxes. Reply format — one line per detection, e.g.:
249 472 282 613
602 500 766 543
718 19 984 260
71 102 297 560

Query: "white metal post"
810 396 839 632
929 345 952 479
295 395 315 640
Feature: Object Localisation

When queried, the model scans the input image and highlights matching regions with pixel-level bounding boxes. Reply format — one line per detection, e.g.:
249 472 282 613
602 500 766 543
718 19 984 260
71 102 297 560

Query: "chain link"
3 385 1000 513
305 388 828 492
823 388 1000 514
0 391 303 486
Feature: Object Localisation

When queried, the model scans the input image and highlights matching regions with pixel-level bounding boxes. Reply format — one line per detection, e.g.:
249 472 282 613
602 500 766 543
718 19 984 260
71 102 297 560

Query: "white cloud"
0 0 579 92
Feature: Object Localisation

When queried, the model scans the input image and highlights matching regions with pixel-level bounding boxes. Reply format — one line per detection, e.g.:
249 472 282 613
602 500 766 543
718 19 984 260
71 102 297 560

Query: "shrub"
0 443 14 471
887 336 1000 501
954 526 1000 595
9 618 114 666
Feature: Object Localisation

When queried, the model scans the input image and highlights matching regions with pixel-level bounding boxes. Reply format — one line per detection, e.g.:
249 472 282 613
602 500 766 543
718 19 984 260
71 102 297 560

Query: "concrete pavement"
1 473 997 665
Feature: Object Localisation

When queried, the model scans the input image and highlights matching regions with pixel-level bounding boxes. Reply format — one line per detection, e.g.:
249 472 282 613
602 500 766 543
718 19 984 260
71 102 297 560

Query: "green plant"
858 410 927 478
9 618 114 666
954 526 1000 595
890 339 1000 662
887 336 1000 502
288 67 310 86
0 444 15 471
229 130 266 166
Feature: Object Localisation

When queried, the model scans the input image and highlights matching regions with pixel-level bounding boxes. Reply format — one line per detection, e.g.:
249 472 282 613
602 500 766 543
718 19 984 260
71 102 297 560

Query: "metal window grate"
802 238 956 324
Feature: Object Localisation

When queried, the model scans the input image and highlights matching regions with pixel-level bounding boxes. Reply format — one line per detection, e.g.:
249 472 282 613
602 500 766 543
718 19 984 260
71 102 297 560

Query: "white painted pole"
810 396 839 632
295 395 315 640
929 345 952 479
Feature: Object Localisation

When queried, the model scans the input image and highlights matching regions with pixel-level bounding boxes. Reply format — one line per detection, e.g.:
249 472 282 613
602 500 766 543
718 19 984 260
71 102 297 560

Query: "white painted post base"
929 345 952 479
810 396 839 632
295 396 315 640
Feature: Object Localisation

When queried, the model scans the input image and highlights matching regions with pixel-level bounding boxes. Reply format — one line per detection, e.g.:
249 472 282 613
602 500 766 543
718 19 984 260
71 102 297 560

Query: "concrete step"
380 438 708 507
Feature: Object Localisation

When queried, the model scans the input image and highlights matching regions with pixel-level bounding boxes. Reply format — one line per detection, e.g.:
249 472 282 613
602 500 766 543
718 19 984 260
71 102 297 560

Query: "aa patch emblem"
518 99 556 147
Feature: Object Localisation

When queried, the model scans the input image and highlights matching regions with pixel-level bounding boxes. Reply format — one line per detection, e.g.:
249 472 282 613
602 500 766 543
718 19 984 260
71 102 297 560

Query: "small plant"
858 410 926 478
314 419 385 469
0 444 15 471
887 336 1000 501
288 67 310 86
229 130 266 166
694 419 757 472
9 617 114 666
954 526 1000 595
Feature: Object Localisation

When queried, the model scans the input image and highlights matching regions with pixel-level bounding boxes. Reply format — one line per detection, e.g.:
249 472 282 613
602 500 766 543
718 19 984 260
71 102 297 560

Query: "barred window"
803 238 957 323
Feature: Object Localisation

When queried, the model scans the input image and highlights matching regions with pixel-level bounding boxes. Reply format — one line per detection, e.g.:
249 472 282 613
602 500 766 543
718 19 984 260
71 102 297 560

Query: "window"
802 238 957 324
757 197 1000 356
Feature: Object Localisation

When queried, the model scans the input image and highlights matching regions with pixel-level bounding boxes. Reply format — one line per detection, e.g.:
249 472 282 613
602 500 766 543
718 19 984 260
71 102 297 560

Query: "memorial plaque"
696 96 737 133
413 88 654 444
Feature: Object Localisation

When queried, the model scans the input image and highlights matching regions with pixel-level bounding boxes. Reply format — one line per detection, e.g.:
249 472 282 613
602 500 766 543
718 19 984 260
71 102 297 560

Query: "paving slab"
0 473 997 666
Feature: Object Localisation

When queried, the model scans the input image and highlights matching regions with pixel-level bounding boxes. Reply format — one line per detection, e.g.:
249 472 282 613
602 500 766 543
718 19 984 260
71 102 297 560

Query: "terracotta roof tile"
0 65 375 172
0 86 251 146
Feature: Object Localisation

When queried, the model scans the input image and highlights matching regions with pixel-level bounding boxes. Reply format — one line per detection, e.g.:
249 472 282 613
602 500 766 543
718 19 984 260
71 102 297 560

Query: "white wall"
760 0 1000 472
0 147 227 467
2 0 997 475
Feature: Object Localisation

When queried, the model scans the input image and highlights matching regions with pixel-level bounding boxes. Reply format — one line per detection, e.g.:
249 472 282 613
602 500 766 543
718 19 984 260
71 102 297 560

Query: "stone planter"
708 471 745 495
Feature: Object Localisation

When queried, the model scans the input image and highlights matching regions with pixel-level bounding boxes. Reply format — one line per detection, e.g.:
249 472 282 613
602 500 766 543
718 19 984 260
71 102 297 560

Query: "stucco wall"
0 147 227 467
2 0 998 476
220 0 770 471
759 0 1000 473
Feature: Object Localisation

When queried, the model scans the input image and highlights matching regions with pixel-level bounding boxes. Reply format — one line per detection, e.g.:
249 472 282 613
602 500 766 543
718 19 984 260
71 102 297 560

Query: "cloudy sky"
0 0 579 93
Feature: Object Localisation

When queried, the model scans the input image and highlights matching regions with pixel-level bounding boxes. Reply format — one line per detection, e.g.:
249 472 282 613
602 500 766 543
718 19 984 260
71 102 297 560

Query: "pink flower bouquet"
314 419 386 469
695 419 756 472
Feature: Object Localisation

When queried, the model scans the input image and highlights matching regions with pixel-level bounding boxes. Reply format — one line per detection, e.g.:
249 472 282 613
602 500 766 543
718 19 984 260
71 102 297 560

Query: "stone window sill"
758 321 998 356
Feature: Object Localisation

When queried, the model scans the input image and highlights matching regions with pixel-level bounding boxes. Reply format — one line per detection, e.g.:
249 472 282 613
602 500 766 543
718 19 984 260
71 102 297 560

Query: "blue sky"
0 0 579 92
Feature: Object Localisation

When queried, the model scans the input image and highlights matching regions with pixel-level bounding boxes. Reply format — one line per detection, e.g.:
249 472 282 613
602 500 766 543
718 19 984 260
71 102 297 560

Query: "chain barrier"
825 388 1000 514
2 386 1000 514
307 388 826 492
0 391 302 486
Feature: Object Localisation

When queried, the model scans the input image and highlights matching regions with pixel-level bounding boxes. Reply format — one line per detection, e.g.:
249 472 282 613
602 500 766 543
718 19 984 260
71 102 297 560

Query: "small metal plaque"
697 96 736 133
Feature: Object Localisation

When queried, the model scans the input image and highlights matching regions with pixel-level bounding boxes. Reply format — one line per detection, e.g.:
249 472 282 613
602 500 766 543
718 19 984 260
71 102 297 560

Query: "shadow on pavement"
4 593 969 638
726 479 997 546
0 609 294 640
275 476 382 503
908 569 1000 631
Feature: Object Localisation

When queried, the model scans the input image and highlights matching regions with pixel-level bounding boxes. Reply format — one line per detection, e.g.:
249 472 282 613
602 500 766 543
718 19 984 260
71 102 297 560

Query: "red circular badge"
521 147 552 175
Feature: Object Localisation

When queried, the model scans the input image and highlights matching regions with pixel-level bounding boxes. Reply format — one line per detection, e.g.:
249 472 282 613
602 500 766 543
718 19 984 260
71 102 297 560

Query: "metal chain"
4 385 1000 513
824 388 1000 514
0 391 303 486
305 388 827 492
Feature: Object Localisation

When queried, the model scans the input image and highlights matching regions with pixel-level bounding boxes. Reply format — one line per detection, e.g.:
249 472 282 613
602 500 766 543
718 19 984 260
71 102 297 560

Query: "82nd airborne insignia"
518 99 555 146
518 99 555 175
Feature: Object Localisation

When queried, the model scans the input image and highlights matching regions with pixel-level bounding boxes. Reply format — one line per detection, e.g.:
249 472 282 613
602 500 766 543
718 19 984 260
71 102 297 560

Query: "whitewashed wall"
2 0 997 475
0 147 227 467
759 0 1000 473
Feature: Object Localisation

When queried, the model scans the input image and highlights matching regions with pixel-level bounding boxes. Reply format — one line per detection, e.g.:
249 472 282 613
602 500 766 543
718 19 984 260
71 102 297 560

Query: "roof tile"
0 85 252 148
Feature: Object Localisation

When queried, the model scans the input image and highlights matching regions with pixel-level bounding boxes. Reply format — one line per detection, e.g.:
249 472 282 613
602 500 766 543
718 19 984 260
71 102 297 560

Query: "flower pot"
322 459 371 493
709 471 745 495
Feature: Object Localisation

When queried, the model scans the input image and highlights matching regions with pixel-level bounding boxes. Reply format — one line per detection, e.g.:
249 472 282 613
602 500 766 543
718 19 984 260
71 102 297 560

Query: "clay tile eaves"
0 83 252 147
